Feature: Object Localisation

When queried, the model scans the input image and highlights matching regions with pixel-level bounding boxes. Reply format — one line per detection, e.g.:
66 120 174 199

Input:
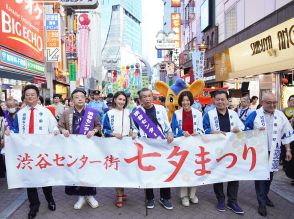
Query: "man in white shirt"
5 85 59 219
237 96 254 123
245 92 293 217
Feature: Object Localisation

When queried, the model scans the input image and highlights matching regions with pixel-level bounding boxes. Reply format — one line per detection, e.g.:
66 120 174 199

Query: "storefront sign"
0 0 44 62
171 13 181 48
203 75 216 81
0 49 45 75
60 0 98 9
229 18 294 78
171 0 181 7
45 14 61 62
155 42 176 50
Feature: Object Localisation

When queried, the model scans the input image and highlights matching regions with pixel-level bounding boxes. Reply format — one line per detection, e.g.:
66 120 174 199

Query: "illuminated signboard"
45 14 61 62
171 13 181 48
0 48 45 75
60 0 99 9
171 0 181 7
0 0 44 62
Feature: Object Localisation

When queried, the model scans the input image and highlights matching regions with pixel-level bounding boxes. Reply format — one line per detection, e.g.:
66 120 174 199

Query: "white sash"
255 107 279 171
108 109 130 136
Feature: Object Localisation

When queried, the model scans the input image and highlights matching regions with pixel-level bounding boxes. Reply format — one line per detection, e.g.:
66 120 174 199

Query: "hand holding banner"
5 130 269 189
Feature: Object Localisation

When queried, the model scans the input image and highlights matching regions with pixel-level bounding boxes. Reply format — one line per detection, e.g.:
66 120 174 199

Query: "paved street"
0 169 293 219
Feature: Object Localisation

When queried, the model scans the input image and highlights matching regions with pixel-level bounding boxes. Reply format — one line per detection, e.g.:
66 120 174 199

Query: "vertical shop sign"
171 13 181 48
45 14 61 62
171 0 181 7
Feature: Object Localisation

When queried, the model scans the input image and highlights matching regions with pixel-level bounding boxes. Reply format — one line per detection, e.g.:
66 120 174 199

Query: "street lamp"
197 40 208 51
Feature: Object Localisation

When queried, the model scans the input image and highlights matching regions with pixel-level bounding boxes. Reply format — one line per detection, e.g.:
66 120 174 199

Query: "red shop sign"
0 0 44 62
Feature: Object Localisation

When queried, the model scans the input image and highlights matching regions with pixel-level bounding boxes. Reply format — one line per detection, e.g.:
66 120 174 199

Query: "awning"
0 65 46 83
34 76 47 84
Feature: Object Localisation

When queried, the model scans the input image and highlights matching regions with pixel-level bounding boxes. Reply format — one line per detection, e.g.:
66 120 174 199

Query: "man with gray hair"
245 92 293 217
237 96 254 123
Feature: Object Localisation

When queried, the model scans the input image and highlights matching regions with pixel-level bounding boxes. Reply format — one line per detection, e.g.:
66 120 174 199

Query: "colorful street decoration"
105 63 142 97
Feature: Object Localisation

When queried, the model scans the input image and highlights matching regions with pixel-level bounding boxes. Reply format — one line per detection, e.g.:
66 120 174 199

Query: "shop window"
211 32 214 47
225 5 237 39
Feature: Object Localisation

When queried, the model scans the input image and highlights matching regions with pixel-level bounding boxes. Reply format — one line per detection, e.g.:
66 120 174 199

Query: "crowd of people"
0 84 293 219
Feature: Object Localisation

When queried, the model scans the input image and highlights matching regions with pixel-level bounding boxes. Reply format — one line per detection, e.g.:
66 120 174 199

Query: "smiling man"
203 90 245 215
5 85 59 219
132 88 174 210
245 92 293 217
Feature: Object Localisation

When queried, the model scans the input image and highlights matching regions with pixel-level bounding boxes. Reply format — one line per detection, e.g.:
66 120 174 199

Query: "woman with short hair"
171 90 204 207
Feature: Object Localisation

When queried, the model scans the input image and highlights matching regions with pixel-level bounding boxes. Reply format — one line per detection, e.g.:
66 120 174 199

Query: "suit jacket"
58 107 100 134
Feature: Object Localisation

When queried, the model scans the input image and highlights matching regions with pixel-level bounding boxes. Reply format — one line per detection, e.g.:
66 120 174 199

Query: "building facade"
100 0 142 56
206 0 294 108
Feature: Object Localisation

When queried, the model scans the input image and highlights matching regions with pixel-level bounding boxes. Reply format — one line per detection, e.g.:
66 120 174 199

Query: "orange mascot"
155 78 204 122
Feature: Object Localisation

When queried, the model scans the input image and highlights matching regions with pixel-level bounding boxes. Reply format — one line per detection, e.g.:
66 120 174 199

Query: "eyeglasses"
264 101 278 105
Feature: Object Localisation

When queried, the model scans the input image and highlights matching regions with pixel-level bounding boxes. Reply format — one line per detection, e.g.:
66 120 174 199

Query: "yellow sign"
229 18 294 79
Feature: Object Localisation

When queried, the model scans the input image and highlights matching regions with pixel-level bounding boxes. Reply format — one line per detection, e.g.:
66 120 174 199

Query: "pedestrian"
236 96 254 124
171 90 204 207
282 95 294 185
52 94 65 121
4 85 58 219
58 88 100 210
0 101 7 111
203 91 216 114
203 90 245 215
132 88 174 210
250 96 259 110
5 98 19 129
87 90 108 125
244 92 293 217
0 107 6 178
102 91 137 207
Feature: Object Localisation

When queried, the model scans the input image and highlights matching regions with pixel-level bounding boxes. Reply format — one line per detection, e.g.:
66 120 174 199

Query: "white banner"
5 130 270 189
192 50 205 80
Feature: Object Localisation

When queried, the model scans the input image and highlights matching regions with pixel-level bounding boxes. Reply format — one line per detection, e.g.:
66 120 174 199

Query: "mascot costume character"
155 78 204 122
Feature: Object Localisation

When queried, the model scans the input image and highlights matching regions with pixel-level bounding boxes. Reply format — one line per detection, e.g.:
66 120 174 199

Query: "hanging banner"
65 32 77 59
45 14 61 62
5 130 269 189
192 50 205 80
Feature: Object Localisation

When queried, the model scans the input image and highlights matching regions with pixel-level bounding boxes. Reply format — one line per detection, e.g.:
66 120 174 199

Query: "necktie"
29 108 35 134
